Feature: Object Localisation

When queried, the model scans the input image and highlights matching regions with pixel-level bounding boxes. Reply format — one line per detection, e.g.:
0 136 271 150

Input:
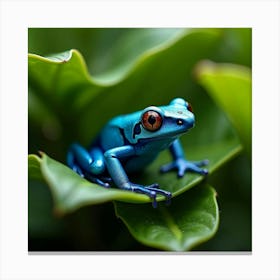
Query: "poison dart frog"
67 98 208 208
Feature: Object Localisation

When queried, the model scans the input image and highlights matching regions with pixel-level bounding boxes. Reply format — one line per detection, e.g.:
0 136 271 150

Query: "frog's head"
133 98 195 142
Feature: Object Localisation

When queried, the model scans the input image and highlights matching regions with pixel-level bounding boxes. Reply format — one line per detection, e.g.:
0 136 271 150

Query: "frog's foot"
160 158 209 178
145 184 172 206
123 182 172 208
84 172 112 188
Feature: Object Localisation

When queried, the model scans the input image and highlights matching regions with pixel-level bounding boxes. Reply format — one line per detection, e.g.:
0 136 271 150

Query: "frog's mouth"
138 135 176 143
137 129 191 143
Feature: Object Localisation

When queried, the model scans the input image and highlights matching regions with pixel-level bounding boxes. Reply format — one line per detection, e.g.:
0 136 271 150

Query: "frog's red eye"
187 103 193 113
141 110 163 132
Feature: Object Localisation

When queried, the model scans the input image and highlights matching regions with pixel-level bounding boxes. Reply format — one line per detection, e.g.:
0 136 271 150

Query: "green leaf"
88 28 187 83
28 154 42 181
30 138 240 215
28 50 96 109
28 28 185 79
195 60 252 155
28 29 224 145
39 152 151 214
115 184 219 251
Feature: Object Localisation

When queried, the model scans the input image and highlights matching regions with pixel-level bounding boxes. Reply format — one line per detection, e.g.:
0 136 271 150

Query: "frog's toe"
182 163 209 177
160 162 176 173
148 183 160 189
201 169 208 176
123 182 171 208
145 185 172 207
151 196 158 208
177 167 186 178
99 176 113 183
72 164 85 177
85 173 112 188
194 159 209 167
94 178 111 188
163 192 172 206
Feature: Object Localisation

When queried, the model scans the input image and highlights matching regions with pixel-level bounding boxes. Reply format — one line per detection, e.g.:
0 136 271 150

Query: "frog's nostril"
177 119 183 125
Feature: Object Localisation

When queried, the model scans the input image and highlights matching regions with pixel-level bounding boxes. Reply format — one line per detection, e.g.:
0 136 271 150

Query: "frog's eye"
187 103 193 113
141 110 163 132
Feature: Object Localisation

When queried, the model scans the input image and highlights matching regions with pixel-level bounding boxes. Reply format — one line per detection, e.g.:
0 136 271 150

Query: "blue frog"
67 98 208 208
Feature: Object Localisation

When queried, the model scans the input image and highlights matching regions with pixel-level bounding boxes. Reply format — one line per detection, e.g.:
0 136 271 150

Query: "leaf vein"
160 207 182 241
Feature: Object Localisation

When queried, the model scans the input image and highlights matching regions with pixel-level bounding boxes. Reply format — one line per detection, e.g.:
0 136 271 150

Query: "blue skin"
67 98 208 208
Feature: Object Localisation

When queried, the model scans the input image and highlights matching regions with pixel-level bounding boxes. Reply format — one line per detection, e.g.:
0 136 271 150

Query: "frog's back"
97 112 141 151
97 114 164 172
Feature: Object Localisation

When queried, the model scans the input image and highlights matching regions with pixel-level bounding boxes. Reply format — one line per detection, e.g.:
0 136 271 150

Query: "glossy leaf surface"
28 154 42 181
196 61 252 155
115 185 219 251
32 139 240 214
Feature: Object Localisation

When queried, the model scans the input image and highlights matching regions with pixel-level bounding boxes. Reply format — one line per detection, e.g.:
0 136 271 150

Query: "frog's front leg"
160 139 208 177
104 146 171 208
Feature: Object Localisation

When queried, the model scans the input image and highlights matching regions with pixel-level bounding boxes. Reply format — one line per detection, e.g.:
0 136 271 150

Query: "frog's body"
67 98 208 207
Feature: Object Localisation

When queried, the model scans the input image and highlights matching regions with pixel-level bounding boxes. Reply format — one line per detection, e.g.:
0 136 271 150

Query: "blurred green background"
28 28 251 251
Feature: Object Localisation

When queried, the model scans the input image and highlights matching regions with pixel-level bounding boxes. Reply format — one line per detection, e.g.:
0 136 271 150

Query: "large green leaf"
28 29 224 148
195 60 252 155
31 138 240 215
115 185 219 251
28 28 185 80
28 154 42 181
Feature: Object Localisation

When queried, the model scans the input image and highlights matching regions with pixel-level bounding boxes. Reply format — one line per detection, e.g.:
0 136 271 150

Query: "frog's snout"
176 117 194 131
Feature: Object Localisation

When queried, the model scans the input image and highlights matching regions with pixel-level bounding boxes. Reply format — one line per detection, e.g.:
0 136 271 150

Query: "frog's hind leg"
68 143 105 175
66 149 85 177
67 143 110 187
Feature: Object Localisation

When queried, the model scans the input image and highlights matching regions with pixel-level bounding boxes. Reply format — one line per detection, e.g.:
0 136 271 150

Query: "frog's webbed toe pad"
125 183 171 208
161 158 209 178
